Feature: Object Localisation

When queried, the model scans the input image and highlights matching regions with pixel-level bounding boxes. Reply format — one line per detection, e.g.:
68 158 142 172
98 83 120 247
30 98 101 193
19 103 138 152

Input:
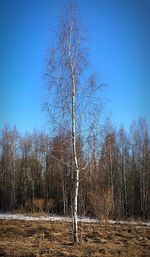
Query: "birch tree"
44 1 103 243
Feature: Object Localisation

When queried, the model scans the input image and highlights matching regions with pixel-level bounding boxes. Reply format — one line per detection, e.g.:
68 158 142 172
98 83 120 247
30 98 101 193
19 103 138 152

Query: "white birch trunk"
68 35 79 243
72 87 79 243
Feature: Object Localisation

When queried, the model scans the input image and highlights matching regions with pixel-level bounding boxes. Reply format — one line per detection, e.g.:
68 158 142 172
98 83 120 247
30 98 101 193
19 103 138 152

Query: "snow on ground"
0 213 97 223
108 219 150 227
0 213 149 227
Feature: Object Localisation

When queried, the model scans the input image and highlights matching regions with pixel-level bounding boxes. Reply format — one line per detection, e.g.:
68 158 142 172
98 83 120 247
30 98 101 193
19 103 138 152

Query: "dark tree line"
0 117 150 220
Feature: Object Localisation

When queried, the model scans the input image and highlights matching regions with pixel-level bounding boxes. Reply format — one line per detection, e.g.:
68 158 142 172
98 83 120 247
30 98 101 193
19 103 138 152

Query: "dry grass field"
0 219 150 257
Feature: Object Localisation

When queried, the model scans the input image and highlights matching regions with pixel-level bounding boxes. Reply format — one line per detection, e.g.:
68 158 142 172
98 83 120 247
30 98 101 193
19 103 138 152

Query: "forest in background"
0 117 150 220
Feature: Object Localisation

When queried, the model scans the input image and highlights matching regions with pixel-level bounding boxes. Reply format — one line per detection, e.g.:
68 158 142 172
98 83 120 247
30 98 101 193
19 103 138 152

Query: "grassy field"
0 219 150 257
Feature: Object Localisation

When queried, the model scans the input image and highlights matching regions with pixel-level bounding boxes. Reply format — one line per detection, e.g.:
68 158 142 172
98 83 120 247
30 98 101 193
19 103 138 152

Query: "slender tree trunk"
67 25 80 242
70 44 79 243
71 77 79 243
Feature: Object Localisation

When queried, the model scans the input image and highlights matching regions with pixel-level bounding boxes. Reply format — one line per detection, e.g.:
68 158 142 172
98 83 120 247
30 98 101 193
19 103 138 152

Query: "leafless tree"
43 1 103 243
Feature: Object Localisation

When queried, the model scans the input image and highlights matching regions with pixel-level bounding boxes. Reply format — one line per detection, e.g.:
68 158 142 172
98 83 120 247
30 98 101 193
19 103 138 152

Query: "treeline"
0 118 150 220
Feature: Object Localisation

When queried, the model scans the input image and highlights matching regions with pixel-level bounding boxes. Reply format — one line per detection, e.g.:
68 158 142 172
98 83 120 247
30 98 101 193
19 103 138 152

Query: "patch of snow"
108 220 150 227
0 213 97 223
0 214 149 227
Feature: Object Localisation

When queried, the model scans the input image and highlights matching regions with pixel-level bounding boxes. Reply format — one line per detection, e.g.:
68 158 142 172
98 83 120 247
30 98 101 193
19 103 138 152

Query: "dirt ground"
0 219 150 257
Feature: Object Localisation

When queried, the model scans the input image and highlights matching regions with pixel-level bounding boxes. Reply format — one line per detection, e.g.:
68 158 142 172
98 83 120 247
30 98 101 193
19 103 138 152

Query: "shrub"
91 190 114 222
44 198 54 213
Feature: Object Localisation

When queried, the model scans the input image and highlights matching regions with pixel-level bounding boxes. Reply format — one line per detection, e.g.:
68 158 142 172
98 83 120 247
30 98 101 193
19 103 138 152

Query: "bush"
44 198 54 213
18 198 45 213
32 198 45 212
91 190 114 222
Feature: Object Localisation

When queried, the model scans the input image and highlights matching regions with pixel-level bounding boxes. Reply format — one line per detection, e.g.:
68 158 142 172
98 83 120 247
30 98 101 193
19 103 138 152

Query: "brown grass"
0 219 150 257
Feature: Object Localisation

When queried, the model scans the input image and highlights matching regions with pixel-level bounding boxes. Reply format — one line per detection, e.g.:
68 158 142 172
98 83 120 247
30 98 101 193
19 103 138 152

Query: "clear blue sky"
0 0 150 133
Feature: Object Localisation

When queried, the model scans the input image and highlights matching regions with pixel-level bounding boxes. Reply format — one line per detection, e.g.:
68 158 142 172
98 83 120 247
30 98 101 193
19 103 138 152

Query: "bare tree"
44 1 103 243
